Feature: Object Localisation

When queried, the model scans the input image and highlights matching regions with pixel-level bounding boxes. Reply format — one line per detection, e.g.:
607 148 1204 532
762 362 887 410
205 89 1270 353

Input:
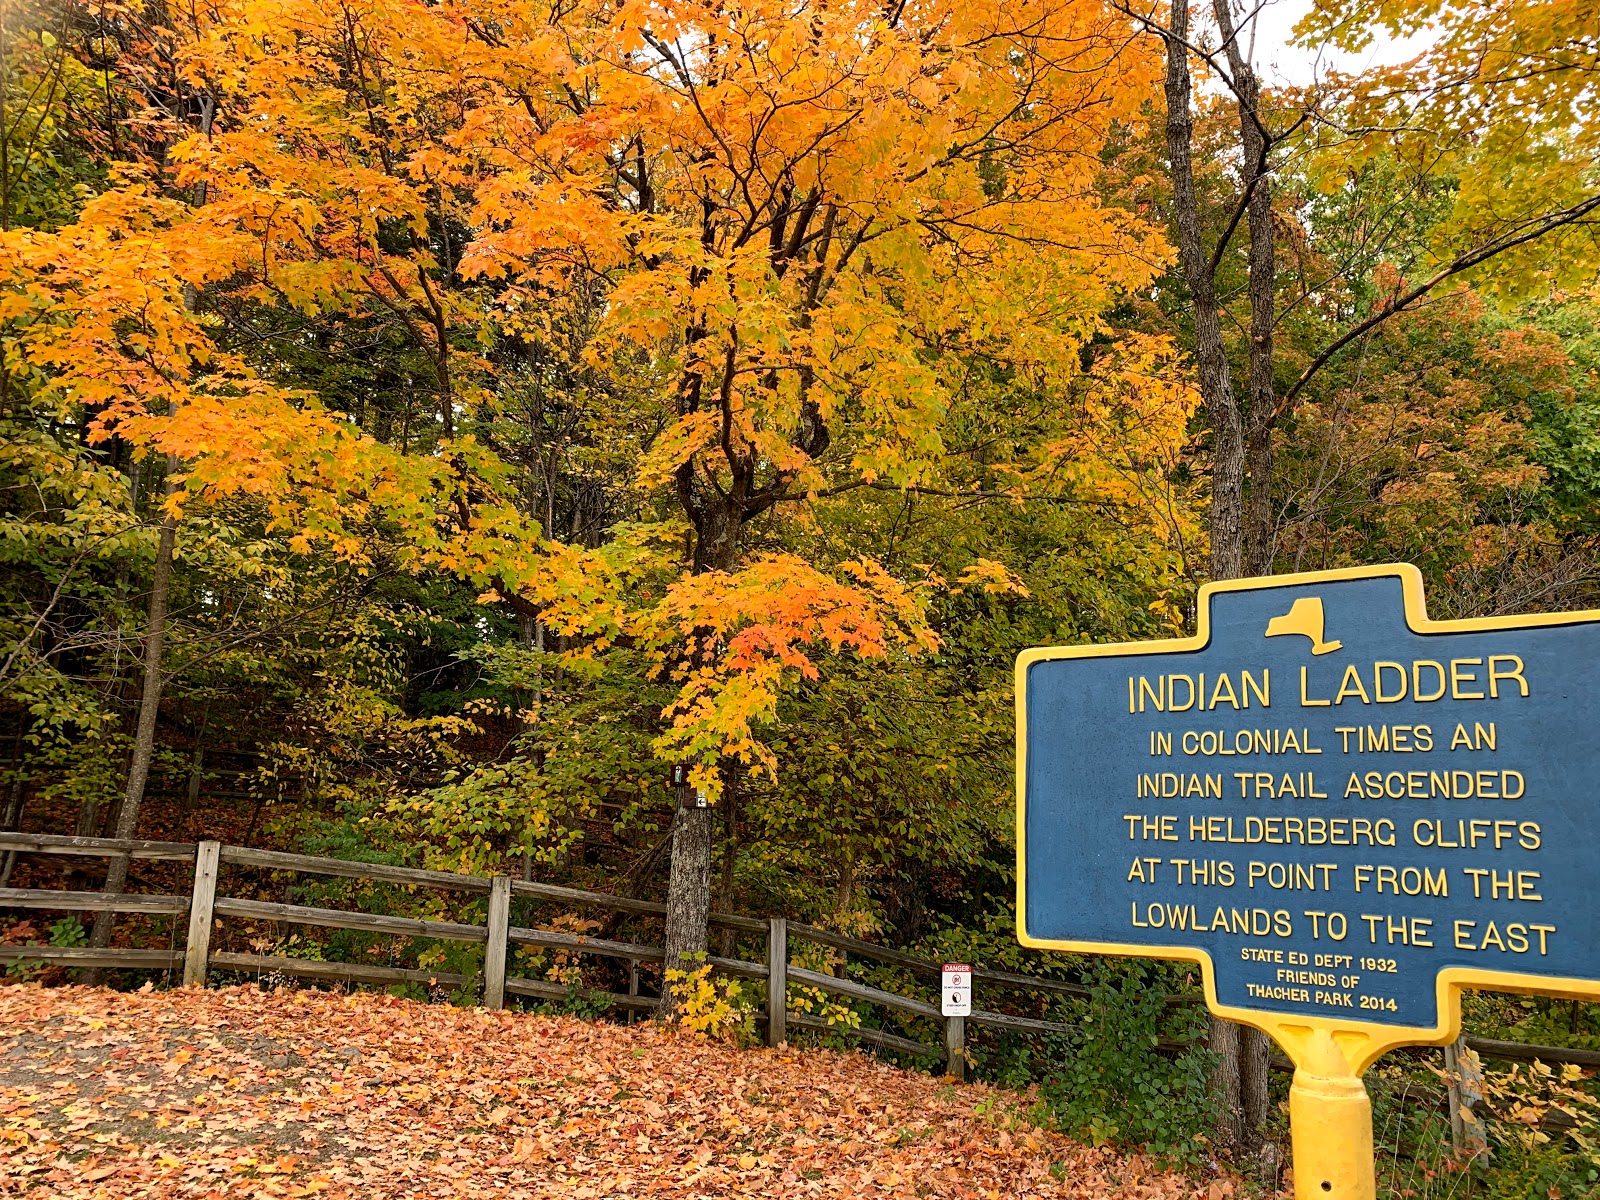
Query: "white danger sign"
941 963 972 1017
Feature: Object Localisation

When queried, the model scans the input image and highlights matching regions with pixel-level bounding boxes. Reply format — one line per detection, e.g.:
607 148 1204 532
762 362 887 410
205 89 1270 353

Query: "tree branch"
1280 193 1600 411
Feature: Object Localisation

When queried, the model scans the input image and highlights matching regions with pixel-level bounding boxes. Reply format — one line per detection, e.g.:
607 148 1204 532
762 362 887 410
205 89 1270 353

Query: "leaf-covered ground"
0 984 1217 1198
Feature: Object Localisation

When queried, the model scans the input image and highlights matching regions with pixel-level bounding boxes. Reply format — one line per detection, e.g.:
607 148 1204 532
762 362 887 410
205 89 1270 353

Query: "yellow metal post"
1289 1068 1374 1200
1264 1021 1395 1200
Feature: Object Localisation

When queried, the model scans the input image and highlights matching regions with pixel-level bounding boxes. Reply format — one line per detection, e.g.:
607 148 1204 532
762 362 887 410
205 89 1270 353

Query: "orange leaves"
0 189 212 415
0 984 1211 1198
0 0 1192 822
651 556 935 673
644 556 939 789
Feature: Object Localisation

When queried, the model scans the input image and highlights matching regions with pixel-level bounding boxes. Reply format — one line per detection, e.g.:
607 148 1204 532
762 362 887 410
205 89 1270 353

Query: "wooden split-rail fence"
0 832 1595 1089
0 831 1097 1078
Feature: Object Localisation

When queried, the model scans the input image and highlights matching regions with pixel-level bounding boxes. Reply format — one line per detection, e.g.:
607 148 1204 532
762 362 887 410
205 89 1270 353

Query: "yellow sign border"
1015 562 1600 1073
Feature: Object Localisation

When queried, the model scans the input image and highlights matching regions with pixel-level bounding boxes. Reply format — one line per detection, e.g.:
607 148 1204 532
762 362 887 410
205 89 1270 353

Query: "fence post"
1444 1035 1486 1158
766 917 787 1047
483 874 512 1011
945 1015 966 1081
182 840 221 988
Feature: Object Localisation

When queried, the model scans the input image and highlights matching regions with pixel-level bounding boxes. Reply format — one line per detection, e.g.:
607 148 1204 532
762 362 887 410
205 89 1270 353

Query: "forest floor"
0 983 1222 1198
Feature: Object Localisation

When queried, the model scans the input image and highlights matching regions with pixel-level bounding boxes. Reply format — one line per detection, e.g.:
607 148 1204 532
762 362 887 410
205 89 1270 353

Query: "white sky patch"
1241 0 1437 87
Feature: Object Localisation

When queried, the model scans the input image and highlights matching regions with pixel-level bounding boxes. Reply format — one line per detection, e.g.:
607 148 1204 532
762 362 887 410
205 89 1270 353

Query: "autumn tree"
1114 0 1598 584
555 0 1176 996
0 0 533 947
1276 288 1600 610
89 0 1188 1006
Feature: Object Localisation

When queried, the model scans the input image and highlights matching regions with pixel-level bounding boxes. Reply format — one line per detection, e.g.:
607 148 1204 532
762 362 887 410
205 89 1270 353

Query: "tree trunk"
1208 1018 1271 1155
1162 7 1245 581
1244 420 1275 576
74 794 103 838
82 81 211 974
1 774 22 829
1209 1 1282 1152
1163 0 1295 1149
1208 1014 1244 1151
658 478 742 1014
0 759 25 887
521 608 542 882
182 736 205 820
1240 1024 1272 1151
1212 0 1279 576
94 452 143 844
659 788 715 1011
88 461 178 956
1163 10 1258 1146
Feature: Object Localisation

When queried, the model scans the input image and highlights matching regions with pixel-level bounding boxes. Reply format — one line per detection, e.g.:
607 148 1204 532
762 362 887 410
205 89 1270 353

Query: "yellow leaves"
1303 0 1600 296
0 197 211 421
954 559 1030 598
179 0 1168 515
636 412 721 491
788 978 863 1031
661 960 753 1041
0 183 417 549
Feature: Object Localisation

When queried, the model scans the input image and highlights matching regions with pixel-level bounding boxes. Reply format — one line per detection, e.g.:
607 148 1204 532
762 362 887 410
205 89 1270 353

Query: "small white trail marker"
941 963 971 1017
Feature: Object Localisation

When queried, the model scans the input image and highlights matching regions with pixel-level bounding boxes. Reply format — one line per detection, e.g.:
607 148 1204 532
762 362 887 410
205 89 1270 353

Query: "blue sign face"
1017 566 1600 1033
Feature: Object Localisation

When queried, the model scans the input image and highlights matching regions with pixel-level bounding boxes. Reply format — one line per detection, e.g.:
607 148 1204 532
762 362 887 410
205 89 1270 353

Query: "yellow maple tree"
3 0 1194 991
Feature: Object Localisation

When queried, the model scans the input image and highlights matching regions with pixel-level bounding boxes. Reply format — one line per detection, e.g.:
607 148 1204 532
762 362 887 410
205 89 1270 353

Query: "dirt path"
0 984 1212 1198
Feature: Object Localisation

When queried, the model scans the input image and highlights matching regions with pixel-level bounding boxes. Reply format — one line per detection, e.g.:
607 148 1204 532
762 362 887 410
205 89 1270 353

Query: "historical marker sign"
1017 564 1600 1040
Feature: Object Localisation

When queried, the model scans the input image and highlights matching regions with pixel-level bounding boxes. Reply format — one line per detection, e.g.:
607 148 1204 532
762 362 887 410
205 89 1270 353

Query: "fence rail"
1 832 1595 1081
0 833 196 861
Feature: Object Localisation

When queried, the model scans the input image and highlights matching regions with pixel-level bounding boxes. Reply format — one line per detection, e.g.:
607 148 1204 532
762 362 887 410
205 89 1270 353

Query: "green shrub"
48 916 87 948
1034 960 1217 1168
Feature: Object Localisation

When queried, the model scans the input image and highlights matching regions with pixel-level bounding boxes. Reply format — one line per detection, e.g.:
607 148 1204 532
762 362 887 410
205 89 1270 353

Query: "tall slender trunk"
1164 3 1251 1144
88 461 178 954
1163 0 1278 1150
658 490 740 1013
1212 0 1279 578
1209 0 1281 1142
1163 7 1244 582
518 611 543 881
85 74 214 965
0 744 25 887
182 743 204 818
84 456 145 841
